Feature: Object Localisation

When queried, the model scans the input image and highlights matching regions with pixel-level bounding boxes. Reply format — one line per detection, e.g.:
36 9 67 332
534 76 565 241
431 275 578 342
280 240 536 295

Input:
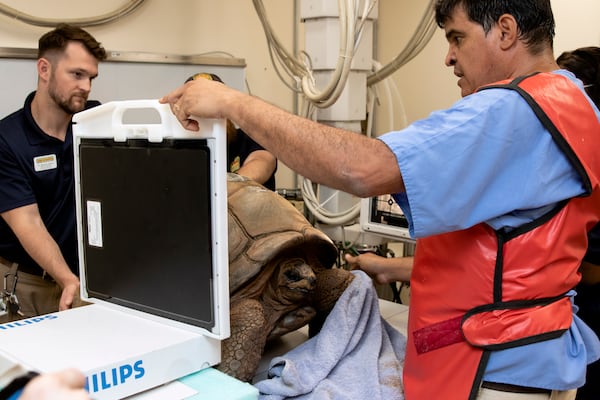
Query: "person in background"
186 73 277 190
557 45 600 400
162 0 600 398
557 46 600 109
0 24 106 323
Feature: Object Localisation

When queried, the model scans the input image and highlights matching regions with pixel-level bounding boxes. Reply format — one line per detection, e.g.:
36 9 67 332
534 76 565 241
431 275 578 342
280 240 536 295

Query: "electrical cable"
253 0 367 225
300 60 406 226
255 0 435 227
0 0 146 27
367 0 437 86
301 178 362 225
253 0 368 109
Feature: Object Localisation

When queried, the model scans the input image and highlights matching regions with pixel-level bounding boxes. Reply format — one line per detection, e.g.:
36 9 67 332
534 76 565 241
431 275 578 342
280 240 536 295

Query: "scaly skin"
218 263 355 381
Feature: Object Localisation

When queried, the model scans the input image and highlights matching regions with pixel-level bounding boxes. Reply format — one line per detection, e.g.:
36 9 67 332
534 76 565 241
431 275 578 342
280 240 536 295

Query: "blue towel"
254 270 406 400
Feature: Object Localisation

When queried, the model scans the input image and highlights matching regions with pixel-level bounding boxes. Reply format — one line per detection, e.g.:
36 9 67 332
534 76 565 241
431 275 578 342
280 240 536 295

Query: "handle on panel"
111 100 176 142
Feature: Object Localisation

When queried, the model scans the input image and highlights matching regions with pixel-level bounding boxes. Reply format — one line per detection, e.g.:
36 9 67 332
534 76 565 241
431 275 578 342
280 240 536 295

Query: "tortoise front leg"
218 298 268 382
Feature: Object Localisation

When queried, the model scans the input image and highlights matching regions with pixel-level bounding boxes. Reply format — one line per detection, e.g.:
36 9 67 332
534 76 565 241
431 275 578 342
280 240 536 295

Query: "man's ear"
497 14 518 50
37 58 51 81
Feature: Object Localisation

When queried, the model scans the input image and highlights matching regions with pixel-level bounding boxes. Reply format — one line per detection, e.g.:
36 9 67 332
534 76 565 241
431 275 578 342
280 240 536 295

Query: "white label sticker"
86 201 103 247
33 154 57 172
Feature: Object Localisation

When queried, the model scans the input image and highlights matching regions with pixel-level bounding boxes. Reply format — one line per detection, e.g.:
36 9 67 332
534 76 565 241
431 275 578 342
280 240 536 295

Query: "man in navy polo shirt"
186 72 277 190
0 24 106 322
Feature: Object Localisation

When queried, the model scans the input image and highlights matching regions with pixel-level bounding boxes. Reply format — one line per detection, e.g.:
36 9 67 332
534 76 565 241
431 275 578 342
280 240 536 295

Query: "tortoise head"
275 257 317 304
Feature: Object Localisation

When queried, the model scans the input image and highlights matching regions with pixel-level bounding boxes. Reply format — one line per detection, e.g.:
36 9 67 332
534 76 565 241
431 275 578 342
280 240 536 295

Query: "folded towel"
254 270 406 400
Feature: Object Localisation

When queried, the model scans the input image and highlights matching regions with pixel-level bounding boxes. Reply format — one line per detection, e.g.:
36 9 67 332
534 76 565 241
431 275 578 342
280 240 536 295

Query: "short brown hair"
38 23 107 61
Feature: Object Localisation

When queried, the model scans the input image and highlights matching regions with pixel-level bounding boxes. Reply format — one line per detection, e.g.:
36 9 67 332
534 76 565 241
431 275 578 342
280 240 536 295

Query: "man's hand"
344 252 413 284
20 369 90 400
160 78 236 131
58 278 80 311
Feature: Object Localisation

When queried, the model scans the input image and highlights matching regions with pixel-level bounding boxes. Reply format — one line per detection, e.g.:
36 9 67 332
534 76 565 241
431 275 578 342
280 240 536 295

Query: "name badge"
33 154 58 172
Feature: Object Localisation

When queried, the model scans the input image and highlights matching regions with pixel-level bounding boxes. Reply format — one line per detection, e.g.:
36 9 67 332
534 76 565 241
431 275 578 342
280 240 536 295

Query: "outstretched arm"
344 252 413 284
161 79 404 198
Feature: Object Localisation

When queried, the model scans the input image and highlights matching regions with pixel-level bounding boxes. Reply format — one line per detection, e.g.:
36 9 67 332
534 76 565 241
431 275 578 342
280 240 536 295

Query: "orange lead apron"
403 73 600 400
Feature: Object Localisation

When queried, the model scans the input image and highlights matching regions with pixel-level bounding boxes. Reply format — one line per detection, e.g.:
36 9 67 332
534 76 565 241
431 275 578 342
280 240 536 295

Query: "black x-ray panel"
78 138 214 329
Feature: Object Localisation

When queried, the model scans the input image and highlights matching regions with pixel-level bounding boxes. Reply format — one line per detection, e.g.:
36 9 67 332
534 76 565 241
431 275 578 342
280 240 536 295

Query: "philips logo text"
87 360 145 393
0 314 57 330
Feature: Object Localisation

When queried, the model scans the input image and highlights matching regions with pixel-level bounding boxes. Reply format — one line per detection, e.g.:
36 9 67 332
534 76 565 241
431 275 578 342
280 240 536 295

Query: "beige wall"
0 0 294 105
0 0 598 188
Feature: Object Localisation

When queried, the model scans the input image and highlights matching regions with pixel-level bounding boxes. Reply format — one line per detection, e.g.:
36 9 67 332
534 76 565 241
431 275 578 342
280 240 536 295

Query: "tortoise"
219 173 355 381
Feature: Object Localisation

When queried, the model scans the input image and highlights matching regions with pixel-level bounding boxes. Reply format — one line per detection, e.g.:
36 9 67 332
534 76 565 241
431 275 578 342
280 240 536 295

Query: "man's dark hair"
434 0 555 54
37 23 107 61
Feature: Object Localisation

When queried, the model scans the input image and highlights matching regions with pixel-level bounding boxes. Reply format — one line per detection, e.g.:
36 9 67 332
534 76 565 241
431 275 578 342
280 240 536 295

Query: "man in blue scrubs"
162 1 600 398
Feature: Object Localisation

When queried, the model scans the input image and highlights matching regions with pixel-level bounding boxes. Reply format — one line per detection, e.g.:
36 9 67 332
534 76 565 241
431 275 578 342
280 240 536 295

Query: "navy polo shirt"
0 92 92 274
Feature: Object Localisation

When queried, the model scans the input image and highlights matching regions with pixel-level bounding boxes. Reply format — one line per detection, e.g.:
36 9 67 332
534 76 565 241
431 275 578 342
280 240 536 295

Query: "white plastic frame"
72 100 230 339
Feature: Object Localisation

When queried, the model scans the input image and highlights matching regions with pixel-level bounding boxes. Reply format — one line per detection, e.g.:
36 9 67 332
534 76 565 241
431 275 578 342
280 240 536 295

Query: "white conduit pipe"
0 0 146 27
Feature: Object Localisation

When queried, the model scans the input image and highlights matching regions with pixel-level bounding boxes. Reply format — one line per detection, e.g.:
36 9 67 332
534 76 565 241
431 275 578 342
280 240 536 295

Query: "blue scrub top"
379 70 600 389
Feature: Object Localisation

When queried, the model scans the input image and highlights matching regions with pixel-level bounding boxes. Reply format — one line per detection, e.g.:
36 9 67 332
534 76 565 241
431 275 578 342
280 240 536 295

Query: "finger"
171 102 189 123
182 118 200 132
53 368 87 389
58 295 68 310
344 253 358 264
159 85 185 105
59 287 76 310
